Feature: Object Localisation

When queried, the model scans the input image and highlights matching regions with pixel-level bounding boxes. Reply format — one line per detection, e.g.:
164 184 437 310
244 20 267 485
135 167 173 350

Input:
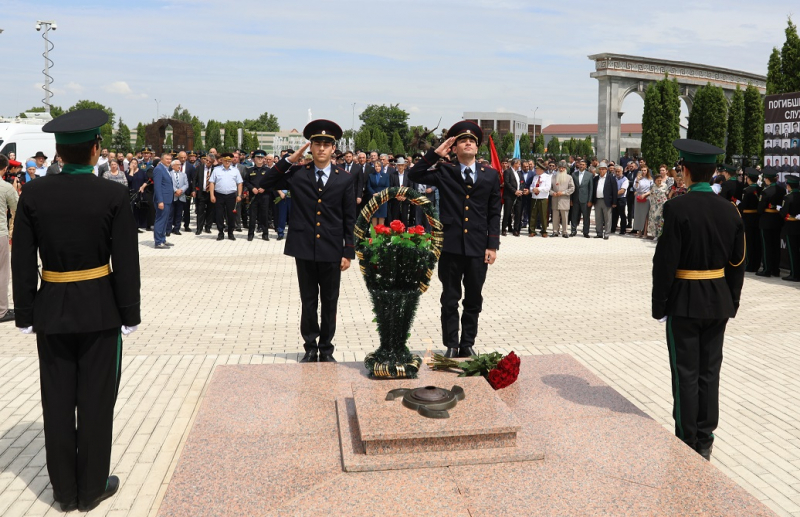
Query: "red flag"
489 136 504 203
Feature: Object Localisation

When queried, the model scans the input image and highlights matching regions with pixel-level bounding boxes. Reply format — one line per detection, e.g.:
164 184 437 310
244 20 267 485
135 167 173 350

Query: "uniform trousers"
594 199 612 237
295 258 341 354
438 252 488 350
37 328 122 504
760 228 782 274
666 316 727 451
529 198 549 235
744 224 762 272
215 193 237 237
195 192 214 232
570 201 590 236
170 200 184 232
248 194 270 237
277 198 292 236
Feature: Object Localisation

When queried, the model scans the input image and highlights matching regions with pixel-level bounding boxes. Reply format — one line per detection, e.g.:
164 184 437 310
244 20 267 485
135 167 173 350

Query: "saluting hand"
435 137 456 158
288 143 310 164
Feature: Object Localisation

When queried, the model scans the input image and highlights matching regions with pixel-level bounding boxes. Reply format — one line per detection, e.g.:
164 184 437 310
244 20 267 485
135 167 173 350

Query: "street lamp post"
531 107 539 156
154 99 160 122
35 20 57 114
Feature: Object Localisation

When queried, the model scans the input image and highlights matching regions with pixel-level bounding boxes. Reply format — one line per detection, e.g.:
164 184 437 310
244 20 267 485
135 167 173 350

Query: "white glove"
776 205 782 210
19 326 33 334
735 200 741 205
658 316 668 323
121 325 138 335
795 214 800 220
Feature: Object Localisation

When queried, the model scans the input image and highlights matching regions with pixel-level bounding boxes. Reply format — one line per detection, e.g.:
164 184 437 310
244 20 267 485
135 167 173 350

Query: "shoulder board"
306 165 312 169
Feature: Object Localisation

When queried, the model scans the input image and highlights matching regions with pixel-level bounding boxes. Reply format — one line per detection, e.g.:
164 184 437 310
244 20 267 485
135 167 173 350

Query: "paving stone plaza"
1 226 799 516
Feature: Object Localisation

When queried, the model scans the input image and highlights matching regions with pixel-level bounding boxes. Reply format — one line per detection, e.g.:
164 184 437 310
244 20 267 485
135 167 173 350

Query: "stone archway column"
597 76 623 161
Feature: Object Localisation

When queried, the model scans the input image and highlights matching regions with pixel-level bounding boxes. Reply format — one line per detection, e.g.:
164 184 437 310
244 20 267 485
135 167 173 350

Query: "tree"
780 17 800 94
367 139 378 152
546 136 561 155
243 112 280 132
371 128 389 154
391 131 406 156
725 86 745 163
359 104 410 142
19 105 64 118
582 136 594 156
519 133 531 158
171 104 192 123
67 100 115 146
112 118 131 154
641 75 680 169
164 133 173 149
533 133 545 154
687 83 728 161
355 128 371 152
501 132 515 158
135 122 145 150
192 120 203 150
205 120 222 150
767 47 784 95
223 121 239 151
742 84 764 166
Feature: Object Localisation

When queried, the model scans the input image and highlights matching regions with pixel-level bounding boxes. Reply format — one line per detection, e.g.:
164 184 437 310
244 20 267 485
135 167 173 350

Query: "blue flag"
512 136 521 160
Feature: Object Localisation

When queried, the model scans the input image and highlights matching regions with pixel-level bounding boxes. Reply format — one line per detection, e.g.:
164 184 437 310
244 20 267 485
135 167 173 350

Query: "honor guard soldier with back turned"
740 168 763 273
408 121 501 359
652 139 745 462
261 120 356 363
244 150 271 241
756 168 786 277
780 174 800 281
11 109 141 512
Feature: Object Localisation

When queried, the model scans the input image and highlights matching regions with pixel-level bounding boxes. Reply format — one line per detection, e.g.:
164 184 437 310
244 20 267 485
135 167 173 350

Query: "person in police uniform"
244 150 271 241
652 139 745 462
756 168 786 277
209 153 243 241
780 174 800 281
407 121 501 359
11 109 141 511
260 120 356 363
740 168 763 273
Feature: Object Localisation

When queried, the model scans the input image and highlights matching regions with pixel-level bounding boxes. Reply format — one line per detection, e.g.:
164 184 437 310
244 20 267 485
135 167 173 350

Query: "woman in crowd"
646 174 669 240
669 174 687 199
631 165 653 236
102 159 128 186
366 161 389 226
661 164 675 189
127 158 148 232
550 160 575 238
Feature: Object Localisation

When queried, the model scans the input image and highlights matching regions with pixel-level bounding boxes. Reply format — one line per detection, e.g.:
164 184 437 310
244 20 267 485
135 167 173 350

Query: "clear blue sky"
0 0 793 131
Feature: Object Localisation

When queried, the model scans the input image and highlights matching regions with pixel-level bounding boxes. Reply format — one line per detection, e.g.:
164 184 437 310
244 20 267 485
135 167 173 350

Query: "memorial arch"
144 118 196 156
589 53 767 160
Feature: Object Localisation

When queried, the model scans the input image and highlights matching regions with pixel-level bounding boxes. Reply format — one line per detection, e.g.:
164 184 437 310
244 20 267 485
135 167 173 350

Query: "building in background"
542 123 642 157
462 111 542 142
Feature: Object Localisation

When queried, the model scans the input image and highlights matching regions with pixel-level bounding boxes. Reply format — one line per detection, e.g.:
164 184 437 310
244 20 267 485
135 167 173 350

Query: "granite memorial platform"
157 354 776 516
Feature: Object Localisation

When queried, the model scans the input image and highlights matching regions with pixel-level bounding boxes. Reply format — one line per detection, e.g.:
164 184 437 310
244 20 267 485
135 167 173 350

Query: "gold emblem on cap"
322 130 326 135
467 130 472 134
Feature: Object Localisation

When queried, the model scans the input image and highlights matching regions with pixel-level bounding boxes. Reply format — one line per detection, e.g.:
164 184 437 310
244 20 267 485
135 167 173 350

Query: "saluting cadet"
652 139 745 462
756 168 786 277
407 121 501 359
12 109 141 511
780 174 800 282
244 150 271 241
209 153 243 241
740 168 763 273
261 120 356 363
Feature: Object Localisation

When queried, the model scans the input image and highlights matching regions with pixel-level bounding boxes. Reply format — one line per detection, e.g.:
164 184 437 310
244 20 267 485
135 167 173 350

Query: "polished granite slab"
158 355 776 517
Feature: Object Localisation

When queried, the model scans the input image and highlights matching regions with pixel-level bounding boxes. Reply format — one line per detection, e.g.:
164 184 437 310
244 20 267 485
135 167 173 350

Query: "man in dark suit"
739 168 763 272
13 109 140 511
501 159 524 236
652 139 745 462
408 121 501 359
152 153 175 249
261 120 356 363
193 153 215 234
589 161 618 239
179 151 196 232
342 151 364 208
388 157 415 225
570 159 593 238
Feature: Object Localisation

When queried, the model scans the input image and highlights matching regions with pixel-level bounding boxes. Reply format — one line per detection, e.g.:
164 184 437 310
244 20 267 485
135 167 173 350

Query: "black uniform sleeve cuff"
13 308 33 329
119 303 141 327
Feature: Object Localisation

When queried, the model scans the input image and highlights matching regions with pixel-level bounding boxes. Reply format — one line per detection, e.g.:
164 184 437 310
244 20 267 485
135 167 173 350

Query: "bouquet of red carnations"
428 351 521 390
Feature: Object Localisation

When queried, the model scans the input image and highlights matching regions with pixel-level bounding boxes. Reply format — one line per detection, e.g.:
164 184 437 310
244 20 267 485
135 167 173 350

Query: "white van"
0 112 57 165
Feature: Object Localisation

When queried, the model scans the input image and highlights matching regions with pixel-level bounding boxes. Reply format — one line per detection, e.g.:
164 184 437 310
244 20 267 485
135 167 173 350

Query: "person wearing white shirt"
611 165 630 234
529 162 551 237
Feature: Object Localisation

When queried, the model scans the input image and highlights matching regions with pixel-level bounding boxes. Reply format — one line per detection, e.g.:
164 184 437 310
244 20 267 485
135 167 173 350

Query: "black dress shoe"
501 231 507 236
443 347 460 358
58 498 78 512
247 235 254 241
228 235 236 241
583 234 590 238
78 475 119 512
173 230 181 236
755 270 770 277
458 346 476 358
195 231 201 235
235 227 243 232
603 236 609 240
570 230 577 237
594 235 603 239
277 235 284 241
0 310 16 323
300 351 318 363
513 232 520 237
771 270 782 277
262 234 270 241
782 275 800 282
319 353 337 363
204 228 212 234
696 445 713 461
184 226 191 232
217 234 224 241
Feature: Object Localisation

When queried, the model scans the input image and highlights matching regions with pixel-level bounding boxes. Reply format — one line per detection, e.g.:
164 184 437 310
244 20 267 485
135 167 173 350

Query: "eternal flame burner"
385 385 465 419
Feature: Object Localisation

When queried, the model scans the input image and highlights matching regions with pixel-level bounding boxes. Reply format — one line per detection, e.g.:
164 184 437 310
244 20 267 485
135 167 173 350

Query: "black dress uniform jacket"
408 150 501 257
244 165 270 193
652 189 745 320
719 178 742 203
781 189 800 238
261 158 356 262
740 183 762 227
12 174 141 333
758 183 787 230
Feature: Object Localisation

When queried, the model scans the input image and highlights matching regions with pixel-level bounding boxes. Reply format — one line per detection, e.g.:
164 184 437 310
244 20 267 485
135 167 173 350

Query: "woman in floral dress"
646 175 669 240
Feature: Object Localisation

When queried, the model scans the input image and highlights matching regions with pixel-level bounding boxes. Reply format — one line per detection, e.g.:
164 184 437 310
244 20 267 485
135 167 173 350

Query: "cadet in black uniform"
652 139 745 462
261 120 356 363
408 121 501 359
780 174 800 282
244 149 271 241
740 168 763 273
12 110 141 511
757 168 786 277
718 164 743 207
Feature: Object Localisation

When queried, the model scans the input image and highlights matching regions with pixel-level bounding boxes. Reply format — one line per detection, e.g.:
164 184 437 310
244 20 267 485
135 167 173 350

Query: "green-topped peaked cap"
42 109 108 145
673 139 724 164
762 167 778 178
744 167 761 179
723 164 737 174
786 174 800 186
